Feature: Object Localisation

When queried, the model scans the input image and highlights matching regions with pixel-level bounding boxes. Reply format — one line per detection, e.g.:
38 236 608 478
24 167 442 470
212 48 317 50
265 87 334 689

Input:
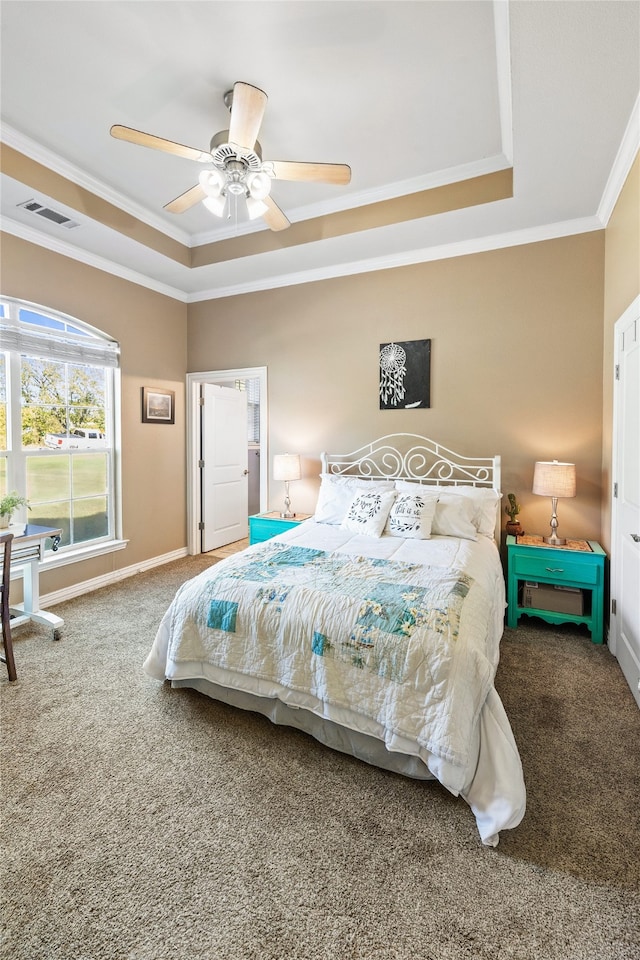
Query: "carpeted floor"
1 553 639 960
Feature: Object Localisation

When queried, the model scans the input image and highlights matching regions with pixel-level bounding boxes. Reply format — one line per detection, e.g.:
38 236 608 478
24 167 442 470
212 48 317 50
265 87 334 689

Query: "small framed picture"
141 386 175 424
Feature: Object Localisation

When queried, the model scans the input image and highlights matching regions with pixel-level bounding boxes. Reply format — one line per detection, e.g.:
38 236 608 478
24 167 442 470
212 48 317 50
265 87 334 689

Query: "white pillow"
396 481 500 538
314 474 395 524
434 486 501 537
341 489 397 537
431 493 478 540
385 492 439 539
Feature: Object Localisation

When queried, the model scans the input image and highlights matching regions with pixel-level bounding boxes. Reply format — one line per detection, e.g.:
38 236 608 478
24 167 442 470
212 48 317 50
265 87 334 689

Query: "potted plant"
0 491 30 529
505 492 524 536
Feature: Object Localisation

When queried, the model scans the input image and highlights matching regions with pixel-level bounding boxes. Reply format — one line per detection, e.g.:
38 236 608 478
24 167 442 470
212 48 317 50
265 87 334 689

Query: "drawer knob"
545 567 564 573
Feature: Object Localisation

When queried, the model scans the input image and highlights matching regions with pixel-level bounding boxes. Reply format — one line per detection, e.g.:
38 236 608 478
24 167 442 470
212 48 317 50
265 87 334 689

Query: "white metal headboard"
321 434 502 537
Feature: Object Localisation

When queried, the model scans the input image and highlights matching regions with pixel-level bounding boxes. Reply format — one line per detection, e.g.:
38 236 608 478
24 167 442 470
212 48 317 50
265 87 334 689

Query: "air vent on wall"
17 199 80 229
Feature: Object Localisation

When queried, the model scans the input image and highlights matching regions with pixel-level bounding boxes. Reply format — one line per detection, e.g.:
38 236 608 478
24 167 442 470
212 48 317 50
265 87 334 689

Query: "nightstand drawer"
511 553 600 586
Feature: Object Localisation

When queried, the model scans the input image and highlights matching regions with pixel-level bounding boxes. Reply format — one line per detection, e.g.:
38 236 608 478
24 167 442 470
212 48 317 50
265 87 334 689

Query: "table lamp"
273 453 301 518
532 460 576 545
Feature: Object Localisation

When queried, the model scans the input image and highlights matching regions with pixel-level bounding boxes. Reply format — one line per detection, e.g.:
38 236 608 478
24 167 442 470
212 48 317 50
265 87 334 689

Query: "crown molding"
4 207 601 304
1 122 192 246
598 91 640 226
1 217 187 302
188 215 603 302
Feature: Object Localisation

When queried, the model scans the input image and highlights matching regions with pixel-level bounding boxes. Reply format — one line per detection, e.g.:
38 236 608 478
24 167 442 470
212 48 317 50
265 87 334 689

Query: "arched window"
0 297 121 556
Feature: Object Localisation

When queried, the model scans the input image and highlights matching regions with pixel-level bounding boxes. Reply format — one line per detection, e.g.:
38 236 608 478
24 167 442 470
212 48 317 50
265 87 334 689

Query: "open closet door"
201 383 248 552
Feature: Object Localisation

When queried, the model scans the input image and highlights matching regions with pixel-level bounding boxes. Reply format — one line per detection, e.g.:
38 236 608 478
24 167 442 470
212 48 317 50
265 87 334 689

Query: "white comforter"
144 522 525 845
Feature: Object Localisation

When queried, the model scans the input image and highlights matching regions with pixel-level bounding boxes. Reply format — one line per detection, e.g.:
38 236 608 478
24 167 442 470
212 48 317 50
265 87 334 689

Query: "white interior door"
611 296 640 708
201 383 248 552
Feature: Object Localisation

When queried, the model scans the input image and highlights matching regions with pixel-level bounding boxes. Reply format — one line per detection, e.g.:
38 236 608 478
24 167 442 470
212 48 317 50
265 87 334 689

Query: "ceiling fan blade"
269 160 351 185
164 183 207 214
110 125 212 163
228 82 268 151
262 196 291 232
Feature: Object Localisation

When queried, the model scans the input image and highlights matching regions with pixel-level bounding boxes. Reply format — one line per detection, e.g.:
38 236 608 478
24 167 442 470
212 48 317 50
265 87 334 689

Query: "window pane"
72 454 107 498
68 363 106 417
19 309 65 332
73 496 108 543
21 357 67 448
26 455 71 502
28 501 71 547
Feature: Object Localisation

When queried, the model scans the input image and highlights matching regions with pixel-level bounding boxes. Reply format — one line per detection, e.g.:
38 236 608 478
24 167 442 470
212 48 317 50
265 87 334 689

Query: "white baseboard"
39 547 189 609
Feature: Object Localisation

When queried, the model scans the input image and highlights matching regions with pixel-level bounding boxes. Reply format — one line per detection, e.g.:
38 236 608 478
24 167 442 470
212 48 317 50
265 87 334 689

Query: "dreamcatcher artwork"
379 339 431 410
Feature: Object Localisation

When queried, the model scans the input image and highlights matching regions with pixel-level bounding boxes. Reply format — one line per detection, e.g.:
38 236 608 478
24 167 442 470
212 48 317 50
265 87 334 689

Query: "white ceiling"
1 1 639 302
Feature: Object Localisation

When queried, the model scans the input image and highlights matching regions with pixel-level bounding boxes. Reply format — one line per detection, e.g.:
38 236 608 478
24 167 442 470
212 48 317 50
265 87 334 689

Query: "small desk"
5 524 64 639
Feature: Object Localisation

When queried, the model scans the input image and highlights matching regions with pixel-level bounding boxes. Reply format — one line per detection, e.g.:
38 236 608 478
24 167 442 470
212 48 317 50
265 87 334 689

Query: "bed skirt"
170 676 526 847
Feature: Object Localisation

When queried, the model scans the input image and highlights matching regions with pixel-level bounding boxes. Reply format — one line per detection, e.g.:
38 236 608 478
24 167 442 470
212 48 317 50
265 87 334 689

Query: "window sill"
40 538 129 571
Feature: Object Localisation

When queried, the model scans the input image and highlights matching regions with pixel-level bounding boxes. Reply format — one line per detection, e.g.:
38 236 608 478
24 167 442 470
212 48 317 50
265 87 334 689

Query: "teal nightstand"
249 511 311 545
506 535 606 643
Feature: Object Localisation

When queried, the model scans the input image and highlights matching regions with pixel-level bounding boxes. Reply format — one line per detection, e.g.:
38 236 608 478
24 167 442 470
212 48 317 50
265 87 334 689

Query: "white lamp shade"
273 453 301 482
246 196 269 220
199 168 226 197
202 194 227 217
246 170 272 201
532 461 576 498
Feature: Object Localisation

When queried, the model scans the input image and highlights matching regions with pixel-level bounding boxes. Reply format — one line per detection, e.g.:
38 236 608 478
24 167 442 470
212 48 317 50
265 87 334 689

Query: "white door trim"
186 367 268 555
610 294 639 666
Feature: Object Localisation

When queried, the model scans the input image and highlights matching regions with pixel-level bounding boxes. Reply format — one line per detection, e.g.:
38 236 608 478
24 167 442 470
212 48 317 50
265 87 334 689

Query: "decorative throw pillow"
341 489 397 537
386 492 439 539
396 480 496 539
314 474 395 524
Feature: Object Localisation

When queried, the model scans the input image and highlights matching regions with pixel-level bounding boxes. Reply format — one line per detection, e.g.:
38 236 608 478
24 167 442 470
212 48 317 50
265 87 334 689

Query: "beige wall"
188 231 605 543
602 151 640 553
1 233 188 597
1 215 615 600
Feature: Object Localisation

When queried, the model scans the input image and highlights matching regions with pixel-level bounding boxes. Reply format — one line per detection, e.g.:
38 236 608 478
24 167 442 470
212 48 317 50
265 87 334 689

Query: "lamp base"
280 511 295 519
543 535 566 546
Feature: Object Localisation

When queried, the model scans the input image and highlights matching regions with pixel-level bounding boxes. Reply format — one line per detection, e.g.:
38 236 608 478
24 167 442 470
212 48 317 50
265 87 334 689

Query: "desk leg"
11 558 64 639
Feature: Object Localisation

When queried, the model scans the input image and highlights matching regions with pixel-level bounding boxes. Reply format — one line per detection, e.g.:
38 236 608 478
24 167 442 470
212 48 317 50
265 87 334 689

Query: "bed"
144 434 526 846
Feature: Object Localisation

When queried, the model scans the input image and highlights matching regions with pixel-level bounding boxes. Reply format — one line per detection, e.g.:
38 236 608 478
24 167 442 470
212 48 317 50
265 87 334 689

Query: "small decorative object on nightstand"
506 534 605 643
249 512 311 545
505 493 523 537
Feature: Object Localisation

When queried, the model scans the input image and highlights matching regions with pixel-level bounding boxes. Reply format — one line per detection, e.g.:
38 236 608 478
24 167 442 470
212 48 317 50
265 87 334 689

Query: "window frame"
0 297 126 566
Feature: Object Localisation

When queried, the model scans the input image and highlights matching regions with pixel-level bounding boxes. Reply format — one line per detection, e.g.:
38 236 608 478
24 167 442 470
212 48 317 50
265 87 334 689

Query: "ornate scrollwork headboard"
321 433 501 536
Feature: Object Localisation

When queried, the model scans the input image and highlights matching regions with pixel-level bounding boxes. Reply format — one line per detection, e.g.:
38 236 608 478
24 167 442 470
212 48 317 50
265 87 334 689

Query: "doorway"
186 367 268 555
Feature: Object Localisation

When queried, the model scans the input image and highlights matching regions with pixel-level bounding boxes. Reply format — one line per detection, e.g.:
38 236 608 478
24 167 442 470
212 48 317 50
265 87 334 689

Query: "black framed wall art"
379 339 431 410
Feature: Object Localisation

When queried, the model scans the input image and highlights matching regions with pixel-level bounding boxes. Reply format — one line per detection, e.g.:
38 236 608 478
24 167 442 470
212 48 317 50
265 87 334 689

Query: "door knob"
631 533 640 542
243 469 249 475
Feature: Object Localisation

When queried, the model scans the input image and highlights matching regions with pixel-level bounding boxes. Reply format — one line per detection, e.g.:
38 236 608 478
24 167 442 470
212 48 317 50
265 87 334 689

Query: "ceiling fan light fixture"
246 196 270 220
202 193 227 218
198 167 226 197
246 170 272 201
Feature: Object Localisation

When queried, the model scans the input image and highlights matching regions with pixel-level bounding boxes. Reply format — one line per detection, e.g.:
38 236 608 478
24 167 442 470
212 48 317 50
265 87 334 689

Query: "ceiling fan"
110 81 351 232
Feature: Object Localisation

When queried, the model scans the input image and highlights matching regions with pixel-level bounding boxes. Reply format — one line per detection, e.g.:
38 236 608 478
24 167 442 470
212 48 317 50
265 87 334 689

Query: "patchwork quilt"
164 540 496 766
